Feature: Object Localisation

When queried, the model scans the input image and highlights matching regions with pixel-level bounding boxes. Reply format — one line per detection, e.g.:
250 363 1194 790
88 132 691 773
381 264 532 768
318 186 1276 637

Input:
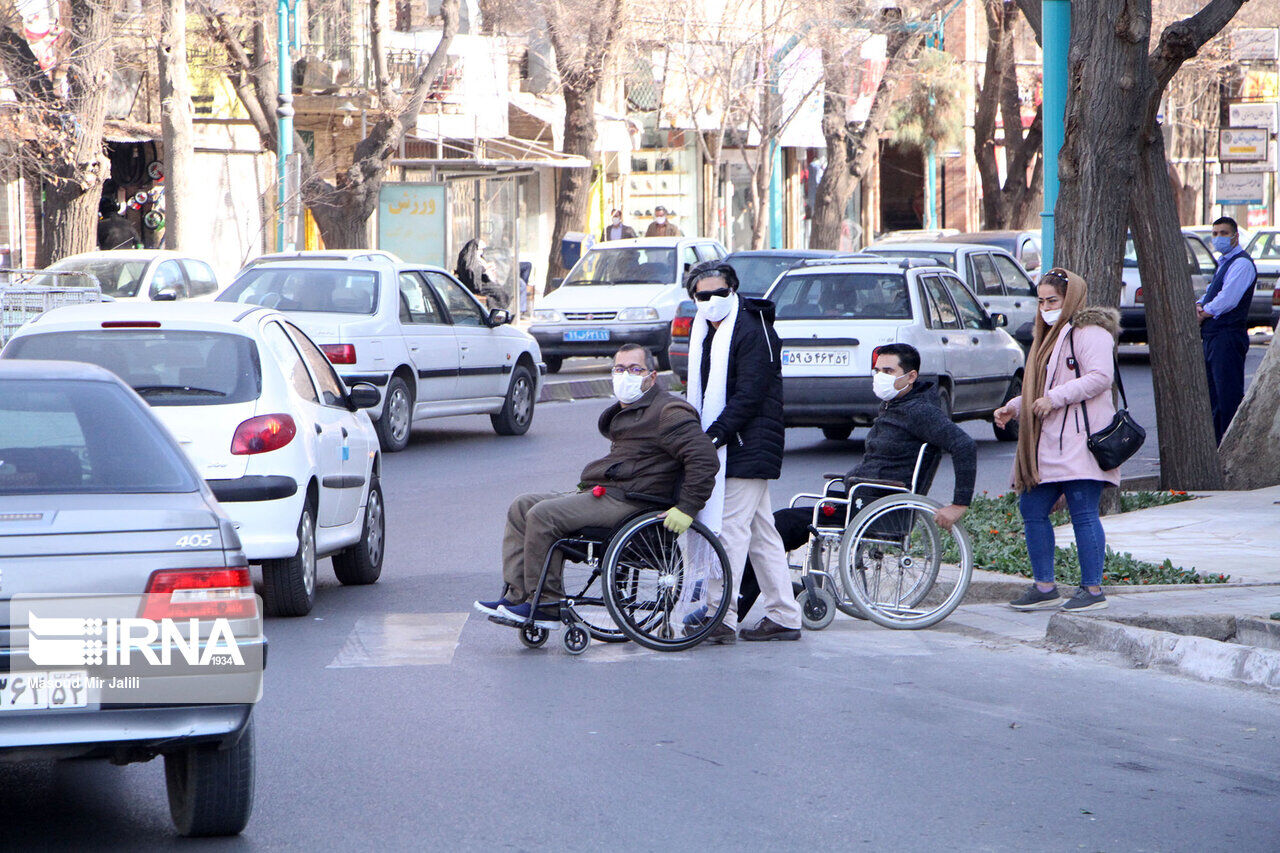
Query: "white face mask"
696 292 735 323
1040 308 1062 325
655 215 666 224
872 371 903 401
612 371 648 404
612 216 622 226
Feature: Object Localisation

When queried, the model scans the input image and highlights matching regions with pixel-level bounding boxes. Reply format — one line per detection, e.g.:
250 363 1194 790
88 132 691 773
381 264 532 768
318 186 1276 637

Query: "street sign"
378 183 448 267
1227 141 1277 173
1231 28 1279 61
1215 172 1266 206
1219 128 1269 161
1229 102 1278 134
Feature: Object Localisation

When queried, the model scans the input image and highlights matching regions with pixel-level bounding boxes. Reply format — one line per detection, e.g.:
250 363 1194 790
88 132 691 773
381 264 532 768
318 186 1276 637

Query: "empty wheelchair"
500 493 733 654
785 445 974 630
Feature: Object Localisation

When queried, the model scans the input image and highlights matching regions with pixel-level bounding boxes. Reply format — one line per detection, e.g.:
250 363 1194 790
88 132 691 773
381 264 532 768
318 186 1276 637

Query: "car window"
563 247 676 285
425 272 485 326
4 330 262 406
150 260 187 299
920 276 961 330
284 322 346 407
866 249 957 269
261 322 319 403
727 256 811 297
398 272 446 324
991 253 1034 295
694 244 719 263
681 246 699 279
220 267 379 314
769 272 911 321
0 379 196 495
968 253 1005 296
43 259 147 297
1186 236 1215 275
184 260 220 296
1245 232 1280 259
1020 239 1041 272
941 276 989 330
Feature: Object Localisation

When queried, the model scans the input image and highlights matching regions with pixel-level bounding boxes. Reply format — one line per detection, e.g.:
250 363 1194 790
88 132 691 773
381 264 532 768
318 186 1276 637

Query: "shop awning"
399 132 590 170
103 120 161 143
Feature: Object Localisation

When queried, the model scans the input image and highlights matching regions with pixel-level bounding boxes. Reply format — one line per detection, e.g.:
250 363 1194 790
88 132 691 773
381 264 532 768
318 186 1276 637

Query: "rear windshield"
219 267 379 314
770 273 912 321
865 249 957 270
5 330 262 406
564 248 676 286
0 380 197 495
39 259 147 298
726 256 811 296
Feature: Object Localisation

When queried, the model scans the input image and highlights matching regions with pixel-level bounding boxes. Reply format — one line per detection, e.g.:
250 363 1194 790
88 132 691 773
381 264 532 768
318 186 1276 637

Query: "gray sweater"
849 381 978 506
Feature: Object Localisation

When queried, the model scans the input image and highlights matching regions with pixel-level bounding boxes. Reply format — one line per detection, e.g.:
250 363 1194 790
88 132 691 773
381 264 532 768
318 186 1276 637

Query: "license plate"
563 329 611 342
781 349 850 367
0 671 90 711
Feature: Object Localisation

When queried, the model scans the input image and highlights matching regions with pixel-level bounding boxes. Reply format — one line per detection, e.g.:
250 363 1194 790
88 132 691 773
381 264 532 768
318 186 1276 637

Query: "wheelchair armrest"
821 472 847 481
849 478 907 489
623 491 676 507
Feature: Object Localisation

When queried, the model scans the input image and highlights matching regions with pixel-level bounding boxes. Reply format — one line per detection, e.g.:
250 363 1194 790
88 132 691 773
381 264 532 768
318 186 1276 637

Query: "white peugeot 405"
2 302 384 617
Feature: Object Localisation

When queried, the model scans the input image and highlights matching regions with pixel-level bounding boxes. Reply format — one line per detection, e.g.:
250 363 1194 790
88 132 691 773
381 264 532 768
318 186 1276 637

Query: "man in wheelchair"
474 344 720 624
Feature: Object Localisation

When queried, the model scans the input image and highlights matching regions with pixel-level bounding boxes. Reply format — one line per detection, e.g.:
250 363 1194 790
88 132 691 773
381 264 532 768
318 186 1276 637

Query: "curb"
538 373 682 404
1045 612 1280 692
960 577 1280 605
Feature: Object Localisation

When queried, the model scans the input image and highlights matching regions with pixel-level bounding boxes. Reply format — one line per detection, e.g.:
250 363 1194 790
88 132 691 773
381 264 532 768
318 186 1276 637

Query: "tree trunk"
975 0 1012 230
749 149 770 250
810 40 852 250
1129 129 1224 490
545 84 599 284
159 0 194 250
40 180 102 265
1219 332 1280 489
1053 0 1151 307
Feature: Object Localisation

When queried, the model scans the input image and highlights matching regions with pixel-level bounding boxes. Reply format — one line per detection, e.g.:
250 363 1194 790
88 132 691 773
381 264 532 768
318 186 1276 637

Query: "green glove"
662 507 694 534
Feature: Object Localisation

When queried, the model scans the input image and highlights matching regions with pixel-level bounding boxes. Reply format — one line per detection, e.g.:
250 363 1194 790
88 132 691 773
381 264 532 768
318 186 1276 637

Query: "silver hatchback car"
0 360 264 837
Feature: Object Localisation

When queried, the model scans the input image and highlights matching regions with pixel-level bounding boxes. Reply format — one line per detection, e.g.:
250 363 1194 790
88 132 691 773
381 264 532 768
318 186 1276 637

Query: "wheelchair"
494 492 733 655
785 444 974 630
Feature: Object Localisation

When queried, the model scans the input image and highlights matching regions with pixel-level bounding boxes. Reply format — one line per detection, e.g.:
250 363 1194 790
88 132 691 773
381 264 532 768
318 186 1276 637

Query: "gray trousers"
704 478 802 630
502 491 638 602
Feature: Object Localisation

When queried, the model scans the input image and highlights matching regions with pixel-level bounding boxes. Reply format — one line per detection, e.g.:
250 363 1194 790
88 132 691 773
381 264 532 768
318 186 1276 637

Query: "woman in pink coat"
993 268 1121 613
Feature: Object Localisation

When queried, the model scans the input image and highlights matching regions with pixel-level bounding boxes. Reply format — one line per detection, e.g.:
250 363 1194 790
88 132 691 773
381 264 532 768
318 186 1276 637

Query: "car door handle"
315 424 323 434
1013 302 1023 308
341 427 348 438
971 336 981 344
940 336 949 344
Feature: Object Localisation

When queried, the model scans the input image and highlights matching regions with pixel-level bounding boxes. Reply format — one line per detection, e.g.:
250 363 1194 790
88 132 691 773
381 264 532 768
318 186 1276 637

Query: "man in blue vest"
1196 216 1258 443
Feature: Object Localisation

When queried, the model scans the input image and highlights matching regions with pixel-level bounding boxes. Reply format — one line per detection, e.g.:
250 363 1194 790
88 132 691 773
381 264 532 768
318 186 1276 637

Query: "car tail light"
1272 287 1279 308
671 315 692 339
102 321 161 328
230 414 296 455
871 346 883 367
321 343 356 364
1135 287 1144 304
141 566 256 620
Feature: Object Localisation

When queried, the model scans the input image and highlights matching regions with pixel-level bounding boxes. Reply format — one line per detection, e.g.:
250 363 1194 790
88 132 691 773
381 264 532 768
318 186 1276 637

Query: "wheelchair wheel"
602 513 731 652
561 559 628 643
837 494 972 630
797 585 837 631
805 533 863 619
519 623 549 648
563 624 590 655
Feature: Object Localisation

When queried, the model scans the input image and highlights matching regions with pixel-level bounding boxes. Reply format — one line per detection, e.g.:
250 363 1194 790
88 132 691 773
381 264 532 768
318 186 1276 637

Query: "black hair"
683 260 739 296
615 343 657 371
1213 216 1239 234
874 343 921 375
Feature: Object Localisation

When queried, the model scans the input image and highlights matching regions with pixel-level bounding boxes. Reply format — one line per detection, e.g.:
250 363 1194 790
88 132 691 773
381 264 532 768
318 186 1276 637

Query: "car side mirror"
153 288 179 301
347 382 381 410
989 312 1008 328
488 308 512 326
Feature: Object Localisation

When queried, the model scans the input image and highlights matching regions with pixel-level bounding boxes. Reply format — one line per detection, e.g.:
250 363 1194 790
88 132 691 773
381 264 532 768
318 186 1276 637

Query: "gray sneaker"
1061 586 1108 612
1009 584 1062 611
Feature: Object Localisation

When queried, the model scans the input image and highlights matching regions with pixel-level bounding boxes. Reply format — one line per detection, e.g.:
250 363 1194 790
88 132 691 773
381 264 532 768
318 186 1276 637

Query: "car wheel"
333 478 384 585
938 385 953 422
544 356 563 374
491 365 536 436
822 426 853 442
262 500 317 617
993 377 1021 442
656 349 672 372
165 717 255 837
375 376 413 452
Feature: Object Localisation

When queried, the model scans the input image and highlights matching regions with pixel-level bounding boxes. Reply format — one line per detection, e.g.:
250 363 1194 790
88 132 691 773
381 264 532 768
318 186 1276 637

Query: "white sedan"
2 301 384 617
33 250 223 301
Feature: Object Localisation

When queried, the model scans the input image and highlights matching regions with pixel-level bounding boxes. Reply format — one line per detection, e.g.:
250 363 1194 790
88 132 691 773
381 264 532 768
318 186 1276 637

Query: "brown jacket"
579 387 718 516
644 221 682 237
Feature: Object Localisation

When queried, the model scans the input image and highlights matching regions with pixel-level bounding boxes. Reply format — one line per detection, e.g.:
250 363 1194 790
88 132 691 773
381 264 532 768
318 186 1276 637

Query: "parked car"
863 241 1039 346
764 256 1025 441
1243 227 1280 328
1185 224 1252 249
872 228 961 243
0 359 263 836
1118 230 1221 343
3 302 385 617
33 250 222 301
240 249 403 271
940 230 1042 277
668 249 839 380
529 236 727 373
216 259 543 452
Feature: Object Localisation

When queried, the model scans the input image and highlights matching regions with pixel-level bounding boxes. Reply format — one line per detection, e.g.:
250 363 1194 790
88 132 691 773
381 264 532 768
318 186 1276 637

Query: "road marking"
327 613 468 668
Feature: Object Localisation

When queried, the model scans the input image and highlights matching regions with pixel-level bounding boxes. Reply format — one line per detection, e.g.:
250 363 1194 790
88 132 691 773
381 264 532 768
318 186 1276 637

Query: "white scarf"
685 292 738 536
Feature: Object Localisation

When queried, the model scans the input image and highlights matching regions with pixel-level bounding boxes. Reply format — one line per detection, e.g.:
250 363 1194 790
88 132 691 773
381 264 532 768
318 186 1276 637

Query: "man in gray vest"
1196 216 1257 443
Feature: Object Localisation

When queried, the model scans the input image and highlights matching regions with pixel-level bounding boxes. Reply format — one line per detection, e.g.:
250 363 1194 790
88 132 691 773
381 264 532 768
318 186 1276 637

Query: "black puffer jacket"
697 297 786 480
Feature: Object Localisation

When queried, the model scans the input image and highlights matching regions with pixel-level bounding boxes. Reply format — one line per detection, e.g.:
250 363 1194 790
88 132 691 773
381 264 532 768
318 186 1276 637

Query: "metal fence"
1 270 101 346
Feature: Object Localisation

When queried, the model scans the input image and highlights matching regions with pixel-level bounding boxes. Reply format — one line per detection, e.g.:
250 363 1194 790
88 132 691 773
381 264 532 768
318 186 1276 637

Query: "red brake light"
141 567 256 619
321 343 356 364
1272 287 1279 307
102 321 161 328
671 315 693 338
1135 287 1144 304
230 414 296 455
871 346 883 367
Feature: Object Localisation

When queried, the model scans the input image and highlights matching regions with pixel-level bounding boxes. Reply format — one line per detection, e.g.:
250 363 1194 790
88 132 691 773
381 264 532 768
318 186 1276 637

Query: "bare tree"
0 0 122 264
159 0 194 249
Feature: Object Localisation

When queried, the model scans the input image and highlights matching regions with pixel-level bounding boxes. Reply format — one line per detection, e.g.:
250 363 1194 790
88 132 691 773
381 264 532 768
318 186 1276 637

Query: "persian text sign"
378 184 448 268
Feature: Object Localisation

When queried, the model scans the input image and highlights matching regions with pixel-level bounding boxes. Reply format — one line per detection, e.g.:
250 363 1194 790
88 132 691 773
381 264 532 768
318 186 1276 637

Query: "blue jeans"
1019 480 1106 588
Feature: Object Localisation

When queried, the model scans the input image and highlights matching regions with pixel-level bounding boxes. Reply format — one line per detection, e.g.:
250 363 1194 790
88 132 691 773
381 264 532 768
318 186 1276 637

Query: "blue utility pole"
1041 1 1070 268
276 0 299 252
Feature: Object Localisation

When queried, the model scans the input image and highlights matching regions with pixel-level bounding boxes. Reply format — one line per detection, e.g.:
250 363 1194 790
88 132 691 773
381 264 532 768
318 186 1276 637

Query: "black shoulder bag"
1068 330 1146 471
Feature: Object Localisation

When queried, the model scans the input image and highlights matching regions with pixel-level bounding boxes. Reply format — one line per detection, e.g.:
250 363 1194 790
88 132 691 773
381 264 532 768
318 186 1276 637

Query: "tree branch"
0 25 56 104
1012 0 1040 46
1150 0 1248 91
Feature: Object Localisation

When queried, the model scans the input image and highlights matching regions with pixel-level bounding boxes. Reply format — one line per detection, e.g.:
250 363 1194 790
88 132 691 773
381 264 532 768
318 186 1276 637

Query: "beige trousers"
502 491 637 602
707 478 802 630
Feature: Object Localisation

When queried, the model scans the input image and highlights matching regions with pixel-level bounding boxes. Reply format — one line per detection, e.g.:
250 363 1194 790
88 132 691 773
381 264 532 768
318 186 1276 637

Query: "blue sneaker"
682 604 709 627
474 595 520 618
498 602 562 627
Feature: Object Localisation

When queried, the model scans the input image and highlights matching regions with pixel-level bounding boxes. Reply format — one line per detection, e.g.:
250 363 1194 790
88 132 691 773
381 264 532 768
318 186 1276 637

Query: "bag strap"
1068 328 1128 427
1067 329 1092 436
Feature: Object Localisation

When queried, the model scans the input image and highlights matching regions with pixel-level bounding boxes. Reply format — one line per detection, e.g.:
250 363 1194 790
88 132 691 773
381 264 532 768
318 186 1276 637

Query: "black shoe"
1008 584 1061 611
703 623 737 645
739 617 802 642
1061 586 1108 612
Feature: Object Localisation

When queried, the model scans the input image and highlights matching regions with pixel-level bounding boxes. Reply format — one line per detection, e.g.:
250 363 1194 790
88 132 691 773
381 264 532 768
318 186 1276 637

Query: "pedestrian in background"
645 205 682 237
684 260 801 642
994 268 1121 613
97 197 140 251
455 238 492 298
1197 216 1257 443
602 209 637 242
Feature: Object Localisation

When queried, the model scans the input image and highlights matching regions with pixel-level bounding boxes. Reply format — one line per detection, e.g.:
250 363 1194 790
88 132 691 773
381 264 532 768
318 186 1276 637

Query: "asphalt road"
2 351 1277 850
